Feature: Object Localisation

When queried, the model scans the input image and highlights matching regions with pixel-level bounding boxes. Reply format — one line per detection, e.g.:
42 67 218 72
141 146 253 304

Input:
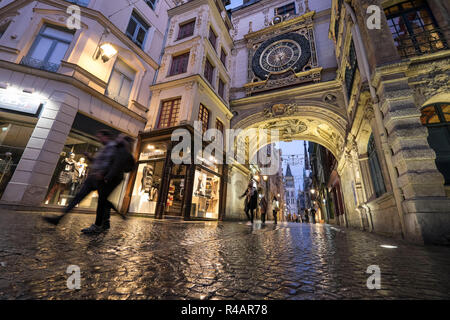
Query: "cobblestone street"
0 209 449 300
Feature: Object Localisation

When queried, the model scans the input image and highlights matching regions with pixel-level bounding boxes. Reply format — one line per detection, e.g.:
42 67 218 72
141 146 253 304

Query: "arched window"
368 134 387 198
420 104 450 185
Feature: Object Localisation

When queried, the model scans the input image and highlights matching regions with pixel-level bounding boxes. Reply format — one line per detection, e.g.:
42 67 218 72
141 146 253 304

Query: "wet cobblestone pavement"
0 209 449 300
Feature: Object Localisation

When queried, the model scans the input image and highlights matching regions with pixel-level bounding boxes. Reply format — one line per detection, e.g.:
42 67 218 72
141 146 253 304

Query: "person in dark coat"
240 182 258 225
259 191 268 225
92 134 135 232
311 208 316 224
272 196 280 225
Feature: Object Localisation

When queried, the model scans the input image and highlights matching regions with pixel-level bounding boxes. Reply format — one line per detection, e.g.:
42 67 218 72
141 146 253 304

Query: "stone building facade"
229 0 450 244
0 0 172 208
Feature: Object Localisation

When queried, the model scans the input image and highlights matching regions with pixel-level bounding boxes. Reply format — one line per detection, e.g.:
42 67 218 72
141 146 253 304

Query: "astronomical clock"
244 11 321 96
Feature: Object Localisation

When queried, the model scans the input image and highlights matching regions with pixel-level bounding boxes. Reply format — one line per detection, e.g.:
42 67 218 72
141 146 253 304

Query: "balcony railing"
20 56 61 73
105 92 129 106
394 26 449 58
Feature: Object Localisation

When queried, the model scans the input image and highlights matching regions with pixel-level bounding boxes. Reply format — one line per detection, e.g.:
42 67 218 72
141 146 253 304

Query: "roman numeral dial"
251 32 312 80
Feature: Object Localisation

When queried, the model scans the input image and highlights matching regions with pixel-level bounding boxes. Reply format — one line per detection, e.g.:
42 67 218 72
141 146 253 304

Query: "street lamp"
263 175 268 181
95 43 118 62
310 189 316 194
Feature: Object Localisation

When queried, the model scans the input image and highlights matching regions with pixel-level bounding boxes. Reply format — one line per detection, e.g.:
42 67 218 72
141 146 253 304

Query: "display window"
129 141 167 215
191 167 221 219
0 121 34 197
166 177 185 216
129 160 164 215
44 130 126 209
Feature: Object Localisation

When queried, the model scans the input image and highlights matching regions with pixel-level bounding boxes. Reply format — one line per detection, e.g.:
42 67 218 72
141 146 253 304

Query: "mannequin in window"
195 174 204 196
46 152 77 204
70 157 88 196
141 164 154 195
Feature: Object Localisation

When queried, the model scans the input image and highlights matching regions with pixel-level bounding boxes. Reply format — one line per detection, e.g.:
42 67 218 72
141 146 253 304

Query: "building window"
385 0 447 58
220 48 227 68
158 98 181 128
106 59 136 106
215 119 224 135
145 0 157 10
21 25 74 72
345 40 357 100
169 52 189 76
204 59 215 86
126 11 150 49
275 2 296 16
368 134 387 198
0 21 11 39
420 104 450 185
177 20 195 40
218 78 225 99
67 0 90 6
198 104 210 134
208 27 217 50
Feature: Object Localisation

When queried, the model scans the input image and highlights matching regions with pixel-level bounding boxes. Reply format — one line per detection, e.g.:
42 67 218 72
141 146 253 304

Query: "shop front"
0 88 43 199
124 125 226 220
43 113 127 211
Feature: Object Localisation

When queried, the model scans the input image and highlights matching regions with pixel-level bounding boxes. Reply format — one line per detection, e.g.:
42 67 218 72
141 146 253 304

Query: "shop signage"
140 149 166 159
0 90 42 116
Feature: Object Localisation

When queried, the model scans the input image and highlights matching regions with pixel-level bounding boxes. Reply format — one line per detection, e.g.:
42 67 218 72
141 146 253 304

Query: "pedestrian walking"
43 131 135 233
90 134 135 233
259 192 268 225
311 208 316 224
304 208 310 223
272 196 280 225
240 182 258 225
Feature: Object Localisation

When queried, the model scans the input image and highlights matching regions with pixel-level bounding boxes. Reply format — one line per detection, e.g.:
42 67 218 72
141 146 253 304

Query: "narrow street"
0 210 449 300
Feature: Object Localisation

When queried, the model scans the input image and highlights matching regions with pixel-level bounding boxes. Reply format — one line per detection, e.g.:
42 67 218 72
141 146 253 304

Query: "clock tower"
244 11 320 95
229 0 336 99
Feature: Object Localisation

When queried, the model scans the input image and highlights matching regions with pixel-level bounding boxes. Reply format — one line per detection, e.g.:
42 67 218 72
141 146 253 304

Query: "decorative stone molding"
262 103 296 118
323 93 337 105
364 105 375 122
410 59 450 106
184 81 195 91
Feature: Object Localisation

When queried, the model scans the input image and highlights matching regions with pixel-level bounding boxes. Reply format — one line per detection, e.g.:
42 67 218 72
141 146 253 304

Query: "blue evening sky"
226 0 243 10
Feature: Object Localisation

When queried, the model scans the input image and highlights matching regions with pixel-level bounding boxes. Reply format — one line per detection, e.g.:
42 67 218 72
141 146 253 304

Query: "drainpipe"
344 2 406 239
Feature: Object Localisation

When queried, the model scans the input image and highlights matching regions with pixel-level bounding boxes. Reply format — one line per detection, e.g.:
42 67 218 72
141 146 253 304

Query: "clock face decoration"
252 33 311 80
260 40 301 73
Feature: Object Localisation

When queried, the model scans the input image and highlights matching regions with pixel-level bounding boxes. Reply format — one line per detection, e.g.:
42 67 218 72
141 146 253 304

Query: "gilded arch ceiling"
231 102 348 159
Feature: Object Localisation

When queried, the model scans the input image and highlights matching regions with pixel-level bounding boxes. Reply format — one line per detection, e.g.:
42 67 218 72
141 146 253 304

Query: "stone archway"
231 102 347 160
225 82 354 222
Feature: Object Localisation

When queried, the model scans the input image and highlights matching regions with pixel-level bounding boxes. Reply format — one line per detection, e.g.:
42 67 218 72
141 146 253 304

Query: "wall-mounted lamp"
310 189 316 194
95 43 117 63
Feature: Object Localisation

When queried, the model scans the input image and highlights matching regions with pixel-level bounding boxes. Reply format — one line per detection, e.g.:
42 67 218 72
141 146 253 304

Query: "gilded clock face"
252 32 311 80
260 40 302 73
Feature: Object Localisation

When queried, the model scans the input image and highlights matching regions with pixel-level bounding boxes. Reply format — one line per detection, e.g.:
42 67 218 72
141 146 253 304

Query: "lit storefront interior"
125 125 226 220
